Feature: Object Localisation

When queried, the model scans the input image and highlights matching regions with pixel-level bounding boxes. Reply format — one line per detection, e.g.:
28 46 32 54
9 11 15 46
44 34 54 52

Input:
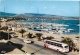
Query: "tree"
46 36 54 40
1 26 8 31
18 29 26 38
27 32 33 38
35 33 42 41
61 37 75 51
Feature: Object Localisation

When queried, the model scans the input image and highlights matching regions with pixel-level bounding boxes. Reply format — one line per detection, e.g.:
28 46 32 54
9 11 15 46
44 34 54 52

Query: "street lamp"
8 27 9 41
24 40 26 54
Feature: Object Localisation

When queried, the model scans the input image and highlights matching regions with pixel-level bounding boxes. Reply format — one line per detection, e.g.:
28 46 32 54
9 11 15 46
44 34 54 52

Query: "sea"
20 20 79 34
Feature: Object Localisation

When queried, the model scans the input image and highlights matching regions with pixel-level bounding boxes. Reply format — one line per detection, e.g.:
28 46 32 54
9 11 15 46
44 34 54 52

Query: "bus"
44 40 69 53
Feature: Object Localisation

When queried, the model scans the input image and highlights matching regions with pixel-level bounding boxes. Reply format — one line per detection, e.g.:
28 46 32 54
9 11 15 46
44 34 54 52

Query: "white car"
23 39 34 44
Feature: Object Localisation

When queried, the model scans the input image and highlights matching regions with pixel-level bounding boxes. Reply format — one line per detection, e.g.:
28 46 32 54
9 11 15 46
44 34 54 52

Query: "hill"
0 12 16 17
0 12 79 20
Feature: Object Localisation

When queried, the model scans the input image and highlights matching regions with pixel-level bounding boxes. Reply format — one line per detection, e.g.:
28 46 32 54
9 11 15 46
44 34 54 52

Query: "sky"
0 0 79 17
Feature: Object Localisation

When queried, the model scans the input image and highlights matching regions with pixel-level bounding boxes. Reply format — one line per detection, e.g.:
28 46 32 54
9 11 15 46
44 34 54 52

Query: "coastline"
0 20 79 55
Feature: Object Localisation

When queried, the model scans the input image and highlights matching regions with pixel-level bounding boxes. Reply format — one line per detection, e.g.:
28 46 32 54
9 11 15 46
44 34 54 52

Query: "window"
60 44 63 48
54 43 57 46
65 46 68 48
48 41 51 44
46 41 51 44
58 44 63 48
46 41 48 43
51 42 54 45
57 44 60 47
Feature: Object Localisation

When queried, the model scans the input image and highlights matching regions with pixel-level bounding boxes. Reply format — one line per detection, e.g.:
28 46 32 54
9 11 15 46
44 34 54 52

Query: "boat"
68 29 75 32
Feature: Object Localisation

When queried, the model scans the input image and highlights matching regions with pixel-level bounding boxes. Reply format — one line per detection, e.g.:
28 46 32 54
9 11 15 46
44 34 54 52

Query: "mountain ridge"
0 12 16 17
0 12 79 20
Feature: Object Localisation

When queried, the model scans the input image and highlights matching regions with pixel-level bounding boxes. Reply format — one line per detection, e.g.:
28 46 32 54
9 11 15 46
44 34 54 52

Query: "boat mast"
37 8 39 14
4 7 5 19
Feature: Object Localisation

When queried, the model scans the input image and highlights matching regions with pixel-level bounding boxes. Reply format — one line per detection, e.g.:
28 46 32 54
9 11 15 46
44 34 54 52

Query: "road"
24 42 65 55
10 38 70 55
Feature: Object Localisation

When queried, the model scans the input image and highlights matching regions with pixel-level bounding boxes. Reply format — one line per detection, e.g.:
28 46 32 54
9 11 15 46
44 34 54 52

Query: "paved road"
10 38 70 55
25 43 65 55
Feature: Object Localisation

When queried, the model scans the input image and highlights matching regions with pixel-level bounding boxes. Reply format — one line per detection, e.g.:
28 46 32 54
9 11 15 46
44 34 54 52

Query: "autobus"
44 40 69 53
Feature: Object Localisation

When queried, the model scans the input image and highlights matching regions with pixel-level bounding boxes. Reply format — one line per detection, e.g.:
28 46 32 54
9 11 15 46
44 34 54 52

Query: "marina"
20 20 79 34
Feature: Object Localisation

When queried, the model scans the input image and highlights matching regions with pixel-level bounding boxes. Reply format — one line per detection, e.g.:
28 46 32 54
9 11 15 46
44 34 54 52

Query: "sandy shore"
14 29 79 48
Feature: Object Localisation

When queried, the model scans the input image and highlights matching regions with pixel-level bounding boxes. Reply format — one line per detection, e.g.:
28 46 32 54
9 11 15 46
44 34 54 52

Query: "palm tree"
61 37 75 51
27 32 33 38
46 36 54 40
1 26 8 31
35 33 42 41
19 29 26 38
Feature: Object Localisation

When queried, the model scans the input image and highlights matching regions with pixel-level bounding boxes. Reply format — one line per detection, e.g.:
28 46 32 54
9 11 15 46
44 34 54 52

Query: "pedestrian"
69 47 72 52
73 48 76 52
31 53 35 55
40 36 43 40
76 48 79 52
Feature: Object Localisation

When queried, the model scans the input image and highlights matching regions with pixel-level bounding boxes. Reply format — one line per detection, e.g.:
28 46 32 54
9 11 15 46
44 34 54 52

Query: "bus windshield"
65 46 68 48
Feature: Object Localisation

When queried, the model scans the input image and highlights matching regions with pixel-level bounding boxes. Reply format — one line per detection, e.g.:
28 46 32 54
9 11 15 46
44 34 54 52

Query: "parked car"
23 39 34 44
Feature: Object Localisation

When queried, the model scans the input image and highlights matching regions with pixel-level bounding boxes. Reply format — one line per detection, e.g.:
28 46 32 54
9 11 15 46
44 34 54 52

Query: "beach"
0 20 79 55
6 20 80 47
15 28 79 48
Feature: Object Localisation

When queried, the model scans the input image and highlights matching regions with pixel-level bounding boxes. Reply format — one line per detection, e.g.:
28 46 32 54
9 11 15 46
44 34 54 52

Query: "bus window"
58 44 63 48
60 44 63 48
54 43 57 46
65 46 68 48
51 42 54 45
46 41 51 44
57 44 60 47
46 41 48 43
48 41 51 44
